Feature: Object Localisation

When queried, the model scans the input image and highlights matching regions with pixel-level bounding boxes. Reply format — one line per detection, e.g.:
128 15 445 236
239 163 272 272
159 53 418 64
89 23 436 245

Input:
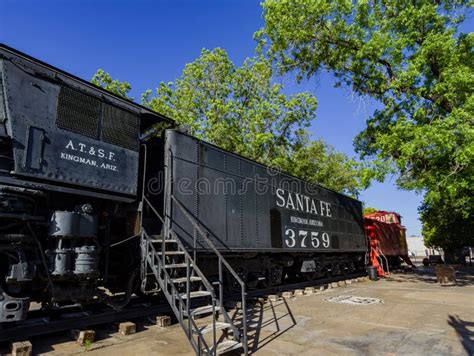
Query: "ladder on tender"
140 195 248 355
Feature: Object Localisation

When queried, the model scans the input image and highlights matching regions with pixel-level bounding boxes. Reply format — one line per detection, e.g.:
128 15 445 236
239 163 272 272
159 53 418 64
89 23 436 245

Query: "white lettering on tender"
275 189 333 217
60 139 119 172
290 215 324 227
60 152 97 167
276 188 286 207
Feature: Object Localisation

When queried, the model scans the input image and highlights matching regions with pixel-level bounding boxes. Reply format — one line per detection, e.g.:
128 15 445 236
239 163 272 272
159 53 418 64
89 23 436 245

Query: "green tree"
142 49 315 167
141 48 369 195
363 207 378 216
286 139 371 196
92 69 132 99
259 0 474 250
92 49 371 195
421 190 473 252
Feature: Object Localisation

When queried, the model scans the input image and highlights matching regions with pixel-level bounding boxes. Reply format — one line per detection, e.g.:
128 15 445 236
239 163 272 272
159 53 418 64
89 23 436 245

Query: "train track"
0 271 366 343
0 301 170 343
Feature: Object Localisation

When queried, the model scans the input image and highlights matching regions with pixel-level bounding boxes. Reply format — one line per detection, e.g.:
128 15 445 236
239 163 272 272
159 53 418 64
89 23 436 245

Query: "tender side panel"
1 59 139 195
166 130 366 252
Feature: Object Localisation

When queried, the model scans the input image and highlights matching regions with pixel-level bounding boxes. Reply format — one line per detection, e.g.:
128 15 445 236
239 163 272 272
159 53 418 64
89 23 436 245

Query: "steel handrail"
141 148 218 355
169 194 248 354
370 246 389 276
168 229 217 295
170 195 246 288
142 229 213 354
376 243 390 275
162 144 247 354
143 195 165 224
142 196 217 296
142 198 222 354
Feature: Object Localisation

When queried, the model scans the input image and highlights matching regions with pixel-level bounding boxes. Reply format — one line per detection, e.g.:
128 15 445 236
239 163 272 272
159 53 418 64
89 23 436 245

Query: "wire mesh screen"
56 85 139 151
102 103 139 151
56 86 101 139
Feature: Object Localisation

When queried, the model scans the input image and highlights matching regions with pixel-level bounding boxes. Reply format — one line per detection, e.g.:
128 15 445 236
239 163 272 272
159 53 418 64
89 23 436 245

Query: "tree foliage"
420 190 473 251
142 49 315 166
92 48 370 195
259 0 474 250
363 207 378 216
92 69 132 99
285 139 371 196
142 48 369 195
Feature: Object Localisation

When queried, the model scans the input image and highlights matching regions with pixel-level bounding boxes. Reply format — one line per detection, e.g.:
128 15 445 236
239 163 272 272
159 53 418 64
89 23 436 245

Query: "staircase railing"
169 194 248 355
376 243 390 275
370 245 390 276
141 227 215 354
142 195 248 355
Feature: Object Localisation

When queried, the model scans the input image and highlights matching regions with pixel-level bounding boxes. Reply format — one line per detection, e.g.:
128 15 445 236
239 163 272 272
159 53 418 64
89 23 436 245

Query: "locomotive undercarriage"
0 181 365 324
189 252 365 290
0 184 141 323
1 182 365 324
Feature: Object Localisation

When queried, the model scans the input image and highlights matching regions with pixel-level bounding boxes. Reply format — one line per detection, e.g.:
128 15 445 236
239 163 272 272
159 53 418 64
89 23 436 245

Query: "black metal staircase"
140 195 248 355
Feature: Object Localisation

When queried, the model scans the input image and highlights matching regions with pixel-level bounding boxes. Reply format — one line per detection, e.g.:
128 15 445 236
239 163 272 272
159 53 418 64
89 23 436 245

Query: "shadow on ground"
230 298 297 354
385 266 474 287
448 315 474 355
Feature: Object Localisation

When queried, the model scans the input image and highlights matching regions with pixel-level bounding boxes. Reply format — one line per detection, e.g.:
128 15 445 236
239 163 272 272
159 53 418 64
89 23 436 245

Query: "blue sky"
2 0 471 236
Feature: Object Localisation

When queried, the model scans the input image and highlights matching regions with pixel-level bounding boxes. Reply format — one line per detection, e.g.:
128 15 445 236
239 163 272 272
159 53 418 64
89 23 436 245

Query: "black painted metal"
165 130 366 253
141 193 248 355
244 272 366 299
0 45 371 351
1 57 138 195
0 44 172 199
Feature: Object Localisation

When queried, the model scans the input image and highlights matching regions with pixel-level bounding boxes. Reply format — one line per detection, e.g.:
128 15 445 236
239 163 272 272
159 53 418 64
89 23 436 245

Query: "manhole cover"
325 295 383 305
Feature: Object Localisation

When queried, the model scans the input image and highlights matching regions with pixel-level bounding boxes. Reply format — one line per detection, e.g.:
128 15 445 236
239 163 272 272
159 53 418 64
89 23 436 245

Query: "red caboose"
365 211 414 277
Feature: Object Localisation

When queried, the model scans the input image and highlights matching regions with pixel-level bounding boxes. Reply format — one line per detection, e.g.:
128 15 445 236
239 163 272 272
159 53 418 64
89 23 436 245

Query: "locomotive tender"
0 44 366 324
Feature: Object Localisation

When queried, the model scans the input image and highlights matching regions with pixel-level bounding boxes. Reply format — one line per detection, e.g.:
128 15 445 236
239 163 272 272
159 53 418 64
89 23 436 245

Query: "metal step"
195 322 232 335
176 291 212 299
236 308 259 315
183 305 220 317
151 238 178 244
171 276 202 284
142 288 161 294
157 251 185 255
207 340 242 355
141 201 247 355
164 263 190 268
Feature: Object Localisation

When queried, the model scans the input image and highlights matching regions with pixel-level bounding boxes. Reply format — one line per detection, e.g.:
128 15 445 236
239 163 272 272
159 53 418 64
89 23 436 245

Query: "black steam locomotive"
0 44 366 324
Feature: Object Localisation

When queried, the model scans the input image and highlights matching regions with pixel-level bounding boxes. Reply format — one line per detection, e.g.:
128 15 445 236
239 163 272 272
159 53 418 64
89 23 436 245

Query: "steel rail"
0 302 170 343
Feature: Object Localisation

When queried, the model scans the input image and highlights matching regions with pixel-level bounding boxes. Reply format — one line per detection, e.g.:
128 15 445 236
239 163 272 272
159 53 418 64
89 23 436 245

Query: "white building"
406 236 426 257
406 235 443 257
